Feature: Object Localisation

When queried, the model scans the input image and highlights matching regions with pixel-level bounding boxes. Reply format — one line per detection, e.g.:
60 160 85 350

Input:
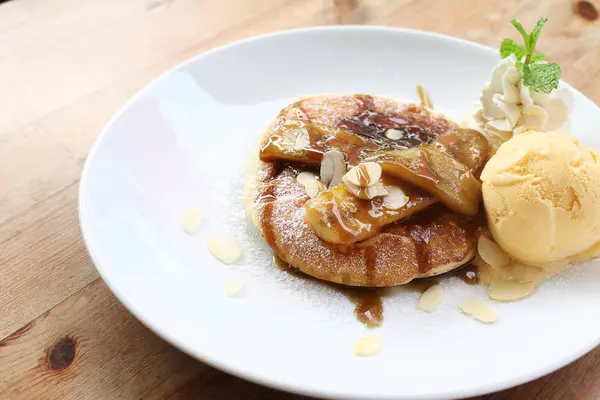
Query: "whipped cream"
473 54 571 147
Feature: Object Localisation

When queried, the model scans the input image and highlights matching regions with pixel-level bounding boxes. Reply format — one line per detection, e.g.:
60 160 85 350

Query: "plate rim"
78 25 600 400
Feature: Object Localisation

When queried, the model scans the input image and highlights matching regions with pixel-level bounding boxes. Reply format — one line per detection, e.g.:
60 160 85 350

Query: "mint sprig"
499 17 560 93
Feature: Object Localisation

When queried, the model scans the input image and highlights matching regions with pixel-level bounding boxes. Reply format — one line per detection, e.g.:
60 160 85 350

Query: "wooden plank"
0 0 302 135
0 279 207 400
0 123 81 224
0 183 98 340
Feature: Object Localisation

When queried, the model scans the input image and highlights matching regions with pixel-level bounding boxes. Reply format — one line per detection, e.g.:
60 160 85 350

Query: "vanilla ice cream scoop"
481 131 600 265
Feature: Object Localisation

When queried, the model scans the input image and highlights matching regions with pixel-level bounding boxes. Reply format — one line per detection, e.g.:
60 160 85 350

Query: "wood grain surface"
1 0 599 399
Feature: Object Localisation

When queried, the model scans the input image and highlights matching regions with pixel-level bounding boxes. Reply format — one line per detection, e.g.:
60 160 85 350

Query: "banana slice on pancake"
305 177 436 244
305 128 487 244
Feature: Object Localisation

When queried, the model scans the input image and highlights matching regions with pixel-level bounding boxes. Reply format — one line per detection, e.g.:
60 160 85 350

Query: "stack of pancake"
245 94 488 287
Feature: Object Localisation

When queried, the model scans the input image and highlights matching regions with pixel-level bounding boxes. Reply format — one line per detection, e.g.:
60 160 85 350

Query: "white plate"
79 26 600 400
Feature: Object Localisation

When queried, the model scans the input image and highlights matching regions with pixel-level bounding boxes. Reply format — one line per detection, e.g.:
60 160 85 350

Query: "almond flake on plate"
352 335 383 357
180 210 204 234
225 279 245 297
208 237 241 264
417 284 443 312
458 297 498 323
478 236 510 268
488 281 536 302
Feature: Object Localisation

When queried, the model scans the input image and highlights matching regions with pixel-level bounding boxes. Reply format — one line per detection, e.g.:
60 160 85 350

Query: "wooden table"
1 0 600 398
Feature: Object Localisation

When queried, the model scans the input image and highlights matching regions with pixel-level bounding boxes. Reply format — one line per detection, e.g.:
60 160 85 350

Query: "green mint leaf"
499 39 527 60
522 63 561 93
530 52 547 63
504 17 560 93
528 17 548 52
511 18 530 52
515 60 523 69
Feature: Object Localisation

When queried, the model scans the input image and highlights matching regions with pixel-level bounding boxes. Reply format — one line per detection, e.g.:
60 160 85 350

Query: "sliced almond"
225 279 245 297
367 182 388 198
352 335 383 357
320 150 346 188
502 261 548 283
304 179 325 198
294 132 310 150
208 237 242 264
488 281 536 302
180 210 204 234
382 185 409 210
417 84 433 109
478 236 510 269
296 171 318 186
343 162 382 187
345 181 388 200
417 284 443 312
458 297 498 323
385 129 404 140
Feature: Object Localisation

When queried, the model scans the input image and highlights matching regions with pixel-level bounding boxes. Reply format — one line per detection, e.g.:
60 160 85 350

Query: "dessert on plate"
242 17 600 330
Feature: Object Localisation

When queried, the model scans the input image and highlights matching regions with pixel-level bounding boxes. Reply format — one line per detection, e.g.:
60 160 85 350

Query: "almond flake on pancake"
343 162 382 187
320 150 346 188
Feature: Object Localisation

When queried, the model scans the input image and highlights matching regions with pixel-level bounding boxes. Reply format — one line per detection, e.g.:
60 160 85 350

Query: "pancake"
244 94 481 287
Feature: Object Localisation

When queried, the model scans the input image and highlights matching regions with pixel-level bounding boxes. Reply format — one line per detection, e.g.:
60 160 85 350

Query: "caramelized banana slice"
306 177 436 244
433 128 489 178
367 146 481 216
260 119 380 165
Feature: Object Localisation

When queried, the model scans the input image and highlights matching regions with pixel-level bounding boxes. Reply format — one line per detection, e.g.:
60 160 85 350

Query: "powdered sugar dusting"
210 146 357 325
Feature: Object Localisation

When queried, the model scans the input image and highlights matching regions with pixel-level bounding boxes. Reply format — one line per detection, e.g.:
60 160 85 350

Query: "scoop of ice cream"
472 55 571 150
481 131 600 264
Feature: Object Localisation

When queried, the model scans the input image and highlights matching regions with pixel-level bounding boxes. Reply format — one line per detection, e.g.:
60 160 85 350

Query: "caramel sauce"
455 264 479 285
336 95 446 149
261 198 276 248
415 149 440 183
409 226 430 273
357 163 370 186
365 247 376 286
342 288 383 328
